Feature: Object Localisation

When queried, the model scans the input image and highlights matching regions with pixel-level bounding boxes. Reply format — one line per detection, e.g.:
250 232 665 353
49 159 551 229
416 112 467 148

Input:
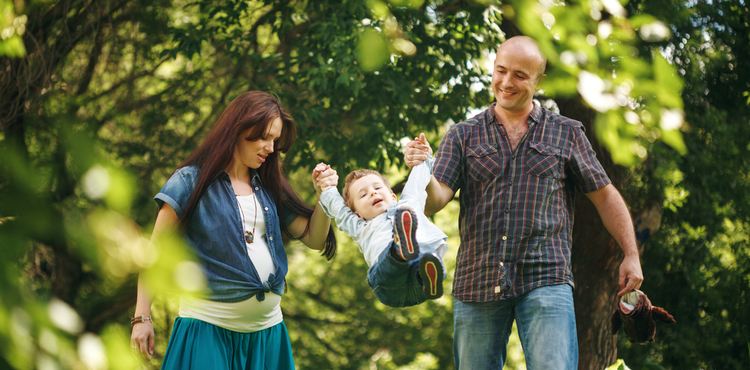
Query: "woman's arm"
130 203 179 361
286 163 338 250
288 200 331 251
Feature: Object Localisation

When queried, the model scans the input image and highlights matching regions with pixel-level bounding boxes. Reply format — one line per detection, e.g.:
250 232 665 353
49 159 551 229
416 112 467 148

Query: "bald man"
404 36 643 369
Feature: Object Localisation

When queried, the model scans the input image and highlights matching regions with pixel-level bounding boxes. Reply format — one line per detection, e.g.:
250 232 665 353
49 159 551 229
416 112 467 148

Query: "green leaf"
356 28 389 71
605 359 631 370
653 50 684 109
661 127 687 155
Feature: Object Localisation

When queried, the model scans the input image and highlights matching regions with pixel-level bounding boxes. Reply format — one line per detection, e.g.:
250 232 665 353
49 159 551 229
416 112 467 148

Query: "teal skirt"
161 317 295 370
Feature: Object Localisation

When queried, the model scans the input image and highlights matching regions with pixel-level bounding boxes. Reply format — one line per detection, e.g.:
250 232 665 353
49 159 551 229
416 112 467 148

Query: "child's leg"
367 243 426 307
394 251 446 306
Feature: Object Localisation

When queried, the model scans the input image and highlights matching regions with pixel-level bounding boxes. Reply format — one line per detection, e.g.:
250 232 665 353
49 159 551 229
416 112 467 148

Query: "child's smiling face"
348 174 397 221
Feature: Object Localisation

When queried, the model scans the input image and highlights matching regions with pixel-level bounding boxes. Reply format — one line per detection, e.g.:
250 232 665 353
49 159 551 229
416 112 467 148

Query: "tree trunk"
571 198 622 369
556 97 631 370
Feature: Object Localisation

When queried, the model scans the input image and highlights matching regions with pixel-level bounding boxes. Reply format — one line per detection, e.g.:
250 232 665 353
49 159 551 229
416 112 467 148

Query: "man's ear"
535 74 547 91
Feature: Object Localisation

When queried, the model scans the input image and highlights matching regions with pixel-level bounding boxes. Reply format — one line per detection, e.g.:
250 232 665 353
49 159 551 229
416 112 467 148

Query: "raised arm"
585 184 644 296
286 163 337 250
404 133 455 215
131 203 179 361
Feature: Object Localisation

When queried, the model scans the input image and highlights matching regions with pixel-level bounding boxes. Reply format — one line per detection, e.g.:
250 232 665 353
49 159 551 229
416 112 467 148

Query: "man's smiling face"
348 174 397 221
490 41 545 114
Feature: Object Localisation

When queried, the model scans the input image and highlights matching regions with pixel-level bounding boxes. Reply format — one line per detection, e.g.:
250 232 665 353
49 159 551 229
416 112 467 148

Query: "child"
316 156 448 307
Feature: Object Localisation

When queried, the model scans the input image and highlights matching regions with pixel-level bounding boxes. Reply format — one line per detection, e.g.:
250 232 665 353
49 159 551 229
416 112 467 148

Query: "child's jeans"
366 240 446 307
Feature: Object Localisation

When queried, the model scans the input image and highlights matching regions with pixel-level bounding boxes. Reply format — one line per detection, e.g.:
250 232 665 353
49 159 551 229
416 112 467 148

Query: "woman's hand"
312 162 338 196
131 320 155 361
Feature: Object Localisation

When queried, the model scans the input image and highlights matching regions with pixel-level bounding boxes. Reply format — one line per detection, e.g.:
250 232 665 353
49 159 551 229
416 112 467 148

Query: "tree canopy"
1 0 748 369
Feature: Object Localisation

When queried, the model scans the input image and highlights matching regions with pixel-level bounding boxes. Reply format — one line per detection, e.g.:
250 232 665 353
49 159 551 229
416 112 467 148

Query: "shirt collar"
250 169 261 183
485 101 543 128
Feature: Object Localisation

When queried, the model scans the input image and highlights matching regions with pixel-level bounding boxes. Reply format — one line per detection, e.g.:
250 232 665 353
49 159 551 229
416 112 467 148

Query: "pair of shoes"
419 253 444 299
392 207 420 262
393 206 444 299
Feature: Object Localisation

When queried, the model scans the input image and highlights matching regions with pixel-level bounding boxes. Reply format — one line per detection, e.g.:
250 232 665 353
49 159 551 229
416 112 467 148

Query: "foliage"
605 359 631 370
614 0 750 369
1 0 732 369
507 0 686 165
0 0 26 57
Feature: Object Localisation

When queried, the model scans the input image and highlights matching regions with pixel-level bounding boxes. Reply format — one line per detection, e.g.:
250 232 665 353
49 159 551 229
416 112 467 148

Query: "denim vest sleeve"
155 167 194 216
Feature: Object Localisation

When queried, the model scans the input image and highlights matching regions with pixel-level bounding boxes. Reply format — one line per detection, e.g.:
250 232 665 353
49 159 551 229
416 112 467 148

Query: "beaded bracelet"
131 316 152 327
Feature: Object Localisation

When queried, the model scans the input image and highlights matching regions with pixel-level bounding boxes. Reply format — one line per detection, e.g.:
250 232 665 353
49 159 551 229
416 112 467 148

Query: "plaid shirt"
434 102 611 302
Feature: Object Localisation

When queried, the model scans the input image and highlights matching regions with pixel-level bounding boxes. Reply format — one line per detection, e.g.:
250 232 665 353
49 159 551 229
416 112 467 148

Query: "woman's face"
234 117 283 169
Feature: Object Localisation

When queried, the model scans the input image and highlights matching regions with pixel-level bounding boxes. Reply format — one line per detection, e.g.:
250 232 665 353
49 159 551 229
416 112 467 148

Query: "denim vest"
155 166 291 303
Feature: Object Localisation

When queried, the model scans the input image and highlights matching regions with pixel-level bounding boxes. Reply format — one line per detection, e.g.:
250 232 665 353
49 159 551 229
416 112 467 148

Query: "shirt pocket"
526 141 563 179
466 145 503 182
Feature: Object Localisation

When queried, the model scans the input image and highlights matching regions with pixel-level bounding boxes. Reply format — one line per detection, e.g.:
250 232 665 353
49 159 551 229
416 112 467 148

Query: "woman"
130 91 337 369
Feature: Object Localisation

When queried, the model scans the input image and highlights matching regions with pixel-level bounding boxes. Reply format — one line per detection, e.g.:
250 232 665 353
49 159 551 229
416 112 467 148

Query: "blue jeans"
366 242 445 307
453 284 578 370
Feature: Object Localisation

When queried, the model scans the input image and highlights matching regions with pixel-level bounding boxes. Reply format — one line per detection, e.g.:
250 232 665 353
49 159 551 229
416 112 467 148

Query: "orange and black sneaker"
392 206 420 261
418 253 444 299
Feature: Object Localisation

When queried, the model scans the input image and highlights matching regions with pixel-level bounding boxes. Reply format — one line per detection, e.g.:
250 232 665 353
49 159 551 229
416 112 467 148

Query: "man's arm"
585 184 644 296
424 176 455 216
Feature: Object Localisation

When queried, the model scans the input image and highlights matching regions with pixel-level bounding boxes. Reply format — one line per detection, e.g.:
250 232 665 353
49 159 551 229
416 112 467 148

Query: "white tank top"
178 193 282 333
236 193 277 281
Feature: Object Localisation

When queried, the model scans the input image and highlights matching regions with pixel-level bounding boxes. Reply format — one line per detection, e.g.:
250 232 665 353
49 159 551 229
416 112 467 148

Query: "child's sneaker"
392 206 420 261
418 253 444 299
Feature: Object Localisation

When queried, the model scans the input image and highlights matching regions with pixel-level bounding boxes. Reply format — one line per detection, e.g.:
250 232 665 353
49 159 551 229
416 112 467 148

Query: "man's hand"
618 254 644 297
312 162 338 195
403 133 433 168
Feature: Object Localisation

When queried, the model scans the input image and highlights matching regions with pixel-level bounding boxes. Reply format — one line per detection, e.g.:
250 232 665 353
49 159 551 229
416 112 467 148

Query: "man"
404 36 643 369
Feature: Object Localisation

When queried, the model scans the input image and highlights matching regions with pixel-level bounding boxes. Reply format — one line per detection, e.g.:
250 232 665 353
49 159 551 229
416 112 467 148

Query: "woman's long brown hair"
176 91 336 260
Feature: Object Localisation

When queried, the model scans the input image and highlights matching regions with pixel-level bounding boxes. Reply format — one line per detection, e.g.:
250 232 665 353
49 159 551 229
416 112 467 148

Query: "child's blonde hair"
342 169 393 212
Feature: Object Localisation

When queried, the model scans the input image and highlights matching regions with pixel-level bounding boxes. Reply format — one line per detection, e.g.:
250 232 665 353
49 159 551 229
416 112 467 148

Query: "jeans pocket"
526 141 562 179
466 145 504 182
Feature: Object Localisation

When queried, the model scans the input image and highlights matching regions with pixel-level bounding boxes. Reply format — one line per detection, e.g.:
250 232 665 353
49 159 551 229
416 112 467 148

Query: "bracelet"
131 316 152 327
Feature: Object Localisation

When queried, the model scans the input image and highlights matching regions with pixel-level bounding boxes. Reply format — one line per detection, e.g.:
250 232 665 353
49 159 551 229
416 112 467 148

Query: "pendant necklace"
236 193 258 244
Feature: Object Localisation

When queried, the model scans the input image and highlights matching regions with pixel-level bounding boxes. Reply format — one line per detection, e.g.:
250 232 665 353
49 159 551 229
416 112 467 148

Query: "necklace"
236 193 258 244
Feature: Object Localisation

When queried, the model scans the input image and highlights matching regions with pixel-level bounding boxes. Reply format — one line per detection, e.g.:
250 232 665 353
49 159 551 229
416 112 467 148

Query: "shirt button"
264 207 268 211
494 286 501 293
502 236 508 241
504 209 510 214
500 261 504 267
255 187 259 190
269 236 273 241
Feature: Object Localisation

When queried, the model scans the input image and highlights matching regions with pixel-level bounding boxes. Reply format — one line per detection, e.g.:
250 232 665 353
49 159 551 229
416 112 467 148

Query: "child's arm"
399 156 435 213
314 164 365 238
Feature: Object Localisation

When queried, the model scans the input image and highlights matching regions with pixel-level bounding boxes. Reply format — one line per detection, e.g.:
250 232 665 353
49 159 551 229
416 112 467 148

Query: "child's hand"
403 133 433 168
312 162 338 195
